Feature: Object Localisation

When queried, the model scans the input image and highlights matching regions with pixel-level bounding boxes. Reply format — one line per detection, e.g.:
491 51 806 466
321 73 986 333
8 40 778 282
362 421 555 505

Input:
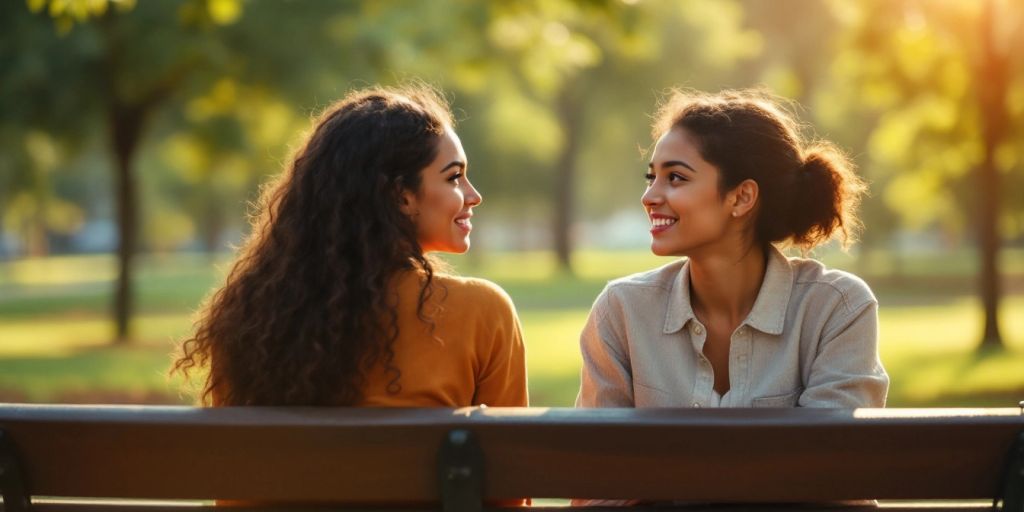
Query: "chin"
649 242 672 257
650 242 686 258
448 239 471 254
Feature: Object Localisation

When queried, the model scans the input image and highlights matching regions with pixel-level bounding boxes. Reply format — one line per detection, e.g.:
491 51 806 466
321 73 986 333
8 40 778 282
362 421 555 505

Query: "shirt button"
692 402 701 408
692 324 704 335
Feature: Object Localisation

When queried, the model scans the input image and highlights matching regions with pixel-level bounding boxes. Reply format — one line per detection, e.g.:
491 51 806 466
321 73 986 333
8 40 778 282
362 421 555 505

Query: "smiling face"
642 127 738 257
401 127 481 254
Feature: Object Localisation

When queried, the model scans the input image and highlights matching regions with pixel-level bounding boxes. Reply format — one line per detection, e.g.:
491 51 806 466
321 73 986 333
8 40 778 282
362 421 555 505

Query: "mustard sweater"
357 271 528 407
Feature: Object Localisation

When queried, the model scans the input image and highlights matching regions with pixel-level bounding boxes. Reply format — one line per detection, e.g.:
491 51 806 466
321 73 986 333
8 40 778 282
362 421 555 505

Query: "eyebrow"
440 161 466 173
648 160 696 172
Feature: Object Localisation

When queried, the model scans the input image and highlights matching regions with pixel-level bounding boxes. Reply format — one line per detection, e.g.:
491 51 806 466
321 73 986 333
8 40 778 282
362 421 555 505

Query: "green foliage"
4 0 1021 253
825 0 1024 238
26 0 136 35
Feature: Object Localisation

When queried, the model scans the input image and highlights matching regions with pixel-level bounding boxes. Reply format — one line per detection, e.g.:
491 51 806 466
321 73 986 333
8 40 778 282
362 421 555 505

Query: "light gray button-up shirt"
576 246 889 408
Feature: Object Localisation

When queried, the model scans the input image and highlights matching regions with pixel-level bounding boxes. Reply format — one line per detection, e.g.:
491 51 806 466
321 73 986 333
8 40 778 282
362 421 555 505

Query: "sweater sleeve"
472 281 529 407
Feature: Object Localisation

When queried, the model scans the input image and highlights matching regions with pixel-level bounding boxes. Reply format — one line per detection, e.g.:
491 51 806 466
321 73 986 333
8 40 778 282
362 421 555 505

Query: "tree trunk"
202 193 224 254
976 0 1007 350
110 103 145 344
28 206 49 258
98 11 189 344
0 211 7 261
28 164 51 258
553 86 583 275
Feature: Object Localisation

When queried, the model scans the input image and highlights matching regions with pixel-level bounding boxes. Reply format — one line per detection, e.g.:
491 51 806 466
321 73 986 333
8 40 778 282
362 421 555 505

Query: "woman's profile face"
642 127 733 257
401 127 482 254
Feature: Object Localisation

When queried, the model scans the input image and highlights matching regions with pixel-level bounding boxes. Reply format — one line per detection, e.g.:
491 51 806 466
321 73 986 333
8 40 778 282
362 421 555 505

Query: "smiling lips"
649 213 677 234
454 214 472 233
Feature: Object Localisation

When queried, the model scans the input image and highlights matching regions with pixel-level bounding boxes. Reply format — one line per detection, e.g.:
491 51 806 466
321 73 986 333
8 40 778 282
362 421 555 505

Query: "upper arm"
576 287 634 407
800 287 889 408
473 284 529 407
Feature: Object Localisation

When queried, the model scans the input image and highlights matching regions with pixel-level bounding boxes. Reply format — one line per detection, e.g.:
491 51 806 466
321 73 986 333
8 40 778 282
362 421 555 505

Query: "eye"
644 172 655 185
447 171 463 184
668 172 688 183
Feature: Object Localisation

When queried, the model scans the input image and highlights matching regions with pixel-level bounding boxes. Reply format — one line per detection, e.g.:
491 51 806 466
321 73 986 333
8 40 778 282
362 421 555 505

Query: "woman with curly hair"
577 89 888 411
174 85 527 408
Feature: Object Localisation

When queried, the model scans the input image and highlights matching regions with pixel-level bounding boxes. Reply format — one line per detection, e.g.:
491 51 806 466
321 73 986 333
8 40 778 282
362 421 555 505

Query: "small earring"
731 211 739 217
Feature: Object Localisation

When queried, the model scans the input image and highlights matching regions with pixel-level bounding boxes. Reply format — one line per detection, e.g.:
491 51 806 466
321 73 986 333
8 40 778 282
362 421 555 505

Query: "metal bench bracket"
0 429 30 512
438 429 483 512
999 431 1024 512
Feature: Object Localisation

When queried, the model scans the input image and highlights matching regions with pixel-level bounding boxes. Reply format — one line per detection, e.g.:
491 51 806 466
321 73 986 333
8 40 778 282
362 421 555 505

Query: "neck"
688 244 768 326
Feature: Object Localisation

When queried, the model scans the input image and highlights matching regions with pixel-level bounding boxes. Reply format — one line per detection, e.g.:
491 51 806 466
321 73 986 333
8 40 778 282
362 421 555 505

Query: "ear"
728 179 759 218
399 187 419 217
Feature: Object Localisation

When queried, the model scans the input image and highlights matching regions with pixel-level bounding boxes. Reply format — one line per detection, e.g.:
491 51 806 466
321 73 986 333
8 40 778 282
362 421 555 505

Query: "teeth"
651 218 677 228
455 219 470 227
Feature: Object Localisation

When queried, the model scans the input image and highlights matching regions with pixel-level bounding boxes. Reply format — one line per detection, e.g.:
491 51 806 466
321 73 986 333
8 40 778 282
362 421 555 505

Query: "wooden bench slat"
1 405 1021 503
19 501 1004 512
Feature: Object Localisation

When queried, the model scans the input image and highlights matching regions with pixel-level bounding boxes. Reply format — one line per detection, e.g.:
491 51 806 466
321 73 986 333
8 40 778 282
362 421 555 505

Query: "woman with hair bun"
174 85 527 408
577 89 888 409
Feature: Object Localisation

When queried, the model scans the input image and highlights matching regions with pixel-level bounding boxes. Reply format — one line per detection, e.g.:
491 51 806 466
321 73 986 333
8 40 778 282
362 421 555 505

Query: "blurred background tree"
824 0 1023 349
5 0 250 342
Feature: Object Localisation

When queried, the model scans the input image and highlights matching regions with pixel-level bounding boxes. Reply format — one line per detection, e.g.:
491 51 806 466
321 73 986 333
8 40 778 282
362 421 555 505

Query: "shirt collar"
663 259 696 334
663 245 793 336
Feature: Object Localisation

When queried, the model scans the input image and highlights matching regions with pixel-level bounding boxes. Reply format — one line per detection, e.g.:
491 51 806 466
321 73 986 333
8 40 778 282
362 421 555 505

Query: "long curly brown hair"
173 85 453 406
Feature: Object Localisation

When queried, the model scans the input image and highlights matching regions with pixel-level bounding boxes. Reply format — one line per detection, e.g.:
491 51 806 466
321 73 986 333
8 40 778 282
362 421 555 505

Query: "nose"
464 179 482 207
641 182 661 209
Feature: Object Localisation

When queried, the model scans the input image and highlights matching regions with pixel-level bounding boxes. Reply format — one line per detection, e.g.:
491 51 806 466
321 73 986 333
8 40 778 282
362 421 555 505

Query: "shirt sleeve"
473 285 529 407
576 287 635 407
799 297 889 408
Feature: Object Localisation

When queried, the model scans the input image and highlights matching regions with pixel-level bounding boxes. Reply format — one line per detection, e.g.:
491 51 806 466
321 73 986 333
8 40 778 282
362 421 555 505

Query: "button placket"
733 325 753 403
687 320 711 408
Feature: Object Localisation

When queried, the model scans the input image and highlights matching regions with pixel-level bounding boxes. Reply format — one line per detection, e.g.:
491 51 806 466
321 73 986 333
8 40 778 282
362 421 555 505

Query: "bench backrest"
1 405 1021 505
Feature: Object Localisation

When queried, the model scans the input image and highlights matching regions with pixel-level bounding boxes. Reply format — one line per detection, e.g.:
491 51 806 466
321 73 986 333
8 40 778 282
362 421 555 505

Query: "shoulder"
432 273 517 312
590 259 684 320
788 256 876 314
604 258 685 296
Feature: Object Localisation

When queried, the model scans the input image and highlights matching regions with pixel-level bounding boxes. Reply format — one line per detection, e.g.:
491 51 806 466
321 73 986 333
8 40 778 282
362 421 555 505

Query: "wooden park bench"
1 404 1022 512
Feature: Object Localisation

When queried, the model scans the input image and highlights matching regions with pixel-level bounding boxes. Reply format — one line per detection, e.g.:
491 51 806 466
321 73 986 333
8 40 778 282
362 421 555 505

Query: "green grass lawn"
1 249 1022 407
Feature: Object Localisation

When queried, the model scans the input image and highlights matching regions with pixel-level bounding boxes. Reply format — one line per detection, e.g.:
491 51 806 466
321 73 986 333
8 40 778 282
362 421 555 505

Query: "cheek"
695 183 724 208
671 188 725 224
419 187 444 214
416 189 458 232
442 188 464 215
667 189 699 215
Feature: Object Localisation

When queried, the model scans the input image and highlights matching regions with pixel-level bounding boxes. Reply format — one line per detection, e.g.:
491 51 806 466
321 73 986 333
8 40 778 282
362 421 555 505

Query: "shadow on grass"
884 344 1024 407
0 386 186 405
891 387 1024 408
0 344 189 405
